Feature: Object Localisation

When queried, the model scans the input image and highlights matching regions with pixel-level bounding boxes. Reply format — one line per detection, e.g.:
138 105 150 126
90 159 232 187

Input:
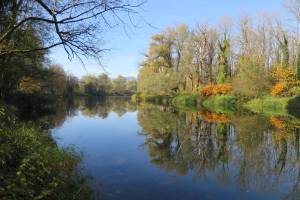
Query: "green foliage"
296 46 300 80
0 108 93 200
171 93 199 110
111 75 127 94
80 74 136 96
233 56 271 97
217 34 231 84
288 86 300 96
244 96 291 116
202 95 237 113
280 33 289 68
138 67 178 96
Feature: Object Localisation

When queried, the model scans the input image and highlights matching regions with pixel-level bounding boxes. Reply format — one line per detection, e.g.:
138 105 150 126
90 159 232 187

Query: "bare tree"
0 0 144 60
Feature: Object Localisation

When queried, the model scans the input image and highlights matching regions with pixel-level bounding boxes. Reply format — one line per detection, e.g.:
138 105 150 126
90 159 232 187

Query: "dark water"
48 97 300 200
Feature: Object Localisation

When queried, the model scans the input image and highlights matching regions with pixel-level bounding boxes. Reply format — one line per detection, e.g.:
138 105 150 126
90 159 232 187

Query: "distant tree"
97 73 111 95
112 75 127 94
126 80 137 94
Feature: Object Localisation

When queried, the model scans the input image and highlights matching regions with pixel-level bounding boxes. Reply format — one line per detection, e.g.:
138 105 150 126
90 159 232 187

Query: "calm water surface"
51 97 300 200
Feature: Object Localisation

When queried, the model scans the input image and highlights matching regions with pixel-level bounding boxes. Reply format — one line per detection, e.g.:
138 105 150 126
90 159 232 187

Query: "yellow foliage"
200 84 232 97
18 77 41 94
271 66 296 83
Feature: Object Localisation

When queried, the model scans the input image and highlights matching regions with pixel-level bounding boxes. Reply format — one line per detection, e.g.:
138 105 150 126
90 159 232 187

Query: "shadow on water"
287 95 300 118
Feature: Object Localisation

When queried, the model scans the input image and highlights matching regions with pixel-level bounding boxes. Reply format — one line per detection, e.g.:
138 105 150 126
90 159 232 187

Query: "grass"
171 93 199 111
202 95 237 113
244 96 292 116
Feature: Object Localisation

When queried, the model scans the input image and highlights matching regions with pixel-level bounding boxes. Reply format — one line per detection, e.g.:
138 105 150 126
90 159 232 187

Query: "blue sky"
49 0 288 78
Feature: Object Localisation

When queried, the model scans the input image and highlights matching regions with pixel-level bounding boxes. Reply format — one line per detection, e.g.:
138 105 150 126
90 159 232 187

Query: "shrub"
271 82 288 96
271 66 296 83
200 84 232 97
0 108 93 200
244 96 291 116
288 86 300 96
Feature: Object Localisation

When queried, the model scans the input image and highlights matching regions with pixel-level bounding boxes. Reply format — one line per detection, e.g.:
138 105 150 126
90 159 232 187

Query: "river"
41 97 300 200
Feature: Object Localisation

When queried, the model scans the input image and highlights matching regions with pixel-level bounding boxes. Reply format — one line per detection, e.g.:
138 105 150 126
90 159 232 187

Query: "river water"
50 97 300 200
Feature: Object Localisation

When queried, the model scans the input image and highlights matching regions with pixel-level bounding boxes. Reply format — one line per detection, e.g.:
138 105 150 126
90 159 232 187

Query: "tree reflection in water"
10 96 300 199
138 103 300 199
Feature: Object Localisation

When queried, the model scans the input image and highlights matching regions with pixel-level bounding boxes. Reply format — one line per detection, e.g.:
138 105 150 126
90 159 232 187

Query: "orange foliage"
200 84 232 97
271 82 287 96
270 117 285 129
198 112 231 124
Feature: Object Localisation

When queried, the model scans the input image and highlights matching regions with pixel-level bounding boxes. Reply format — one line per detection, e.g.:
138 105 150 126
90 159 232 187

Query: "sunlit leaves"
18 76 41 94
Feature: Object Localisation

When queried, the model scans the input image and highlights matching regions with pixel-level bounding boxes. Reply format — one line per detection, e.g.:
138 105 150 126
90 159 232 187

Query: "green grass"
171 93 199 111
202 95 237 113
244 96 291 116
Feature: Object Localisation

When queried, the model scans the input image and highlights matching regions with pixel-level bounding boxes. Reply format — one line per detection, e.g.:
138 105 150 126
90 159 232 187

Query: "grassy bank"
132 93 238 113
244 96 292 116
171 93 199 111
202 95 237 113
132 92 300 117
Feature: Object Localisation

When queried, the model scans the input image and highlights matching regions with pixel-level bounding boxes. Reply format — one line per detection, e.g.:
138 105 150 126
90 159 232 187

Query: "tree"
112 75 127 94
97 73 111 95
126 80 137 94
80 75 98 95
0 0 143 60
233 56 271 97
193 24 218 84
217 34 231 83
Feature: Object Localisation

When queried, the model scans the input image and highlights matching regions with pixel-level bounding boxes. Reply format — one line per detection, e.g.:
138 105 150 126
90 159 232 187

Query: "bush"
244 96 291 116
0 108 93 200
271 82 288 96
200 84 232 97
288 86 300 96
271 66 296 82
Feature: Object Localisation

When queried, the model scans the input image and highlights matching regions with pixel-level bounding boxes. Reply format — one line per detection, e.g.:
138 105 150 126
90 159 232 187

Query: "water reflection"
12 96 137 129
138 103 300 199
18 96 300 200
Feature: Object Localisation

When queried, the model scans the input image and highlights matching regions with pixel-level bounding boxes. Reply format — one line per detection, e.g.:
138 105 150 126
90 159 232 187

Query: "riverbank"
0 105 93 199
133 93 300 117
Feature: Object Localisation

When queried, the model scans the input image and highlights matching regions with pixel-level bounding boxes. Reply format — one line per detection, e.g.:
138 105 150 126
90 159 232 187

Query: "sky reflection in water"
52 98 300 200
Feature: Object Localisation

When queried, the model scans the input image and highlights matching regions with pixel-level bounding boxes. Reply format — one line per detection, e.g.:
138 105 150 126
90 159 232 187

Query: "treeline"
80 74 137 96
138 3 300 99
